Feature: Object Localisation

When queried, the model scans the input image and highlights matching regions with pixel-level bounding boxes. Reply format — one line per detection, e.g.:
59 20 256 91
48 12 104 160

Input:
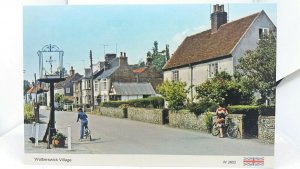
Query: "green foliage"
258 105 275 116
227 105 275 115
227 105 259 114
235 33 276 104
147 41 169 72
101 97 164 109
203 112 214 132
195 71 253 106
52 132 67 140
187 102 218 116
24 104 34 123
23 80 31 95
157 80 188 110
55 93 64 103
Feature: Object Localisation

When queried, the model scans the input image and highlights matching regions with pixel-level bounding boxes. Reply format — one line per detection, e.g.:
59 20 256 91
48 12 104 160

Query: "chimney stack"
69 66 75 76
119 51 128 67
211 4 227 33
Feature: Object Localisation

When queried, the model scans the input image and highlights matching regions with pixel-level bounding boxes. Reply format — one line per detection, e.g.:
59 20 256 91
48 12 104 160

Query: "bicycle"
83 125 92 141
211 117 241 138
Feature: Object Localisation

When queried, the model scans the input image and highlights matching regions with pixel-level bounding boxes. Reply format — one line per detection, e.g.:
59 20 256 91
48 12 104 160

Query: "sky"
23 3 276 82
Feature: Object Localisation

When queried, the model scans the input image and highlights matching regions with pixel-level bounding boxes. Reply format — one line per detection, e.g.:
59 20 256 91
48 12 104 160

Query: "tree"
24 80 31 95
235 33 276 104
195 71 253 106
157 80 188 110
55 93 64 103
147 41 170 72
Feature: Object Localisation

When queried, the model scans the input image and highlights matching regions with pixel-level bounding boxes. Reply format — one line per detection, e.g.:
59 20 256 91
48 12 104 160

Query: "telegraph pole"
90 50 95 110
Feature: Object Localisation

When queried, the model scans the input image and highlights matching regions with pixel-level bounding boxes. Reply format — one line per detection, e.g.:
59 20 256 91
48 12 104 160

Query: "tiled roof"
27 83 48 94
163 11 261 70
132 67 146 73
111 82 156 95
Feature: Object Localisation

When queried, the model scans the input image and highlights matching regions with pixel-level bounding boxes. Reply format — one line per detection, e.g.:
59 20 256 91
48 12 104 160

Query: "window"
259 28 269 39
102 79 107 91
172 70 179 81
87 80 91 89
66 88 70 94
208 63 218 78
94 81 99 92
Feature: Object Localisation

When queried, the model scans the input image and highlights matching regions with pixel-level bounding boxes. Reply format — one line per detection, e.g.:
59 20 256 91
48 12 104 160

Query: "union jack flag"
243 157 264 166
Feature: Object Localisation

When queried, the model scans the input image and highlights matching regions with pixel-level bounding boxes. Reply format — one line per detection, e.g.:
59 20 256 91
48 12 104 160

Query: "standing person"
77 107 88 141
215 103 228 138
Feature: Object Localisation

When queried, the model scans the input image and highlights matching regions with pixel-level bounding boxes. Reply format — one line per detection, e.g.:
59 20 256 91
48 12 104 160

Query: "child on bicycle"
215 103 228 138
76 107 88 141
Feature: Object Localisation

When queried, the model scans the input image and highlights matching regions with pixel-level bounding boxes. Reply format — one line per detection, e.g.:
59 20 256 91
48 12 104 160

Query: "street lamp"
37 44 65 149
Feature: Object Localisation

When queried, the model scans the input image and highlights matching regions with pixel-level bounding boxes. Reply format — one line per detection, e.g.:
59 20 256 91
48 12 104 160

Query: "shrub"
203 112 214 132
227 105 259 114
24 104 34 123
157 80 188 110
258 105 275 116
188 102 218 116
101 97 164 109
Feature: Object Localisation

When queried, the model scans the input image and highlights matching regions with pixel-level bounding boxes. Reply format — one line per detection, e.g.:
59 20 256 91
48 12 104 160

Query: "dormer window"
259 28 269 39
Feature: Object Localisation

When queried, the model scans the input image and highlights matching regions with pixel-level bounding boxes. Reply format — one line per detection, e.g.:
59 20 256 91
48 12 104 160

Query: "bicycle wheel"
211 125 220 136
227 126 240 138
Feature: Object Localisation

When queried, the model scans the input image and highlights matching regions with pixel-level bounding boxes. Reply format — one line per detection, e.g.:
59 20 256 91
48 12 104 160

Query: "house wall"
163 57 233 100
121 95 143 101
232 12 276 67
135 66 163 91
100 78 111 102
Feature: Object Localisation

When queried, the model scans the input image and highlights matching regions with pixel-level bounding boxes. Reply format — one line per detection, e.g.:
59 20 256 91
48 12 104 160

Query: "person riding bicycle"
215 103 228 138
76 107 88 141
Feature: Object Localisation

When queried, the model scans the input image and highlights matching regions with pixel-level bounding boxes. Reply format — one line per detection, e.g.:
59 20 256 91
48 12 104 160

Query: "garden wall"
169 110 245 138
99 107 125 118
127 108 168 125
258 115 275 144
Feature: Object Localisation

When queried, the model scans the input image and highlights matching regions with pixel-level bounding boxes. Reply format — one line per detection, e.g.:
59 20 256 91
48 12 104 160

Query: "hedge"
227 105 275 115
101 96 164 109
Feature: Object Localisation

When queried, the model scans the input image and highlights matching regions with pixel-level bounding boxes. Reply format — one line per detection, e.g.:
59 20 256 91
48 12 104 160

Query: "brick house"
132 57 163 91
163 4 276 100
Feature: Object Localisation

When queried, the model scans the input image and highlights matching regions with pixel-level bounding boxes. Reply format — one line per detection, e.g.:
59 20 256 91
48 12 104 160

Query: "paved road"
25 110 273 155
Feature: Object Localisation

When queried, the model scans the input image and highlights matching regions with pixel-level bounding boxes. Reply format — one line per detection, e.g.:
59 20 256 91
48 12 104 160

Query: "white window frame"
87 80 91 89
94 81 99 92
102 78 107 91
259 28 269 39
172 70 179 82
66 88 70 94
208 62 218 78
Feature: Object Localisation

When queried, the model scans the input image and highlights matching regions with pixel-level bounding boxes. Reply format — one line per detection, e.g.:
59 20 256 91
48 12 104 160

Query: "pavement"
24 109 274 155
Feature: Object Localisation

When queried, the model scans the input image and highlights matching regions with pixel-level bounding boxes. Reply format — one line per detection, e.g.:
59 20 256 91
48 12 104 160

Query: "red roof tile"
163 11 261 70
132 67 146 73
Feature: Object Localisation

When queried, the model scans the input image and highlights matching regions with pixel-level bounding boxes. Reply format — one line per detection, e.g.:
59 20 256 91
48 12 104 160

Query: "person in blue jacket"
76 107 88 141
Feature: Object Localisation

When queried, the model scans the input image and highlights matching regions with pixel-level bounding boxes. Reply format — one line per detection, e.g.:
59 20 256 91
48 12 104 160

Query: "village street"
24 109 273 155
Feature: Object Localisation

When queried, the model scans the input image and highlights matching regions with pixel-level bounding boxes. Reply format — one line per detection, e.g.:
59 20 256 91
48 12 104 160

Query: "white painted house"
163 4 276 100
109 82 156 101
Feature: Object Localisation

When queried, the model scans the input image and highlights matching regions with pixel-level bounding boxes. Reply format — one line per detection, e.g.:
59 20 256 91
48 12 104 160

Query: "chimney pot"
124 52 126 57
211 4 227 33
120 52 123 57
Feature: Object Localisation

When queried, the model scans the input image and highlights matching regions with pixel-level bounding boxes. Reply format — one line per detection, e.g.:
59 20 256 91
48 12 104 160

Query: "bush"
203 112 214 132
188 102 218 116
227 105 259 114
227 105 274 115
101 97 164 109
24 104 34 123
258 105 275 116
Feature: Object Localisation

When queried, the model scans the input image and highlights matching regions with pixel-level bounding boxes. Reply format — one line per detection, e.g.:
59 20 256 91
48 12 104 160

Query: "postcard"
23 3 276 168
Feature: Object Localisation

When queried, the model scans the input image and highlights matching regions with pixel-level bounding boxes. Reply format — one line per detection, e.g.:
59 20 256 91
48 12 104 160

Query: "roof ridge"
219 11 261 28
